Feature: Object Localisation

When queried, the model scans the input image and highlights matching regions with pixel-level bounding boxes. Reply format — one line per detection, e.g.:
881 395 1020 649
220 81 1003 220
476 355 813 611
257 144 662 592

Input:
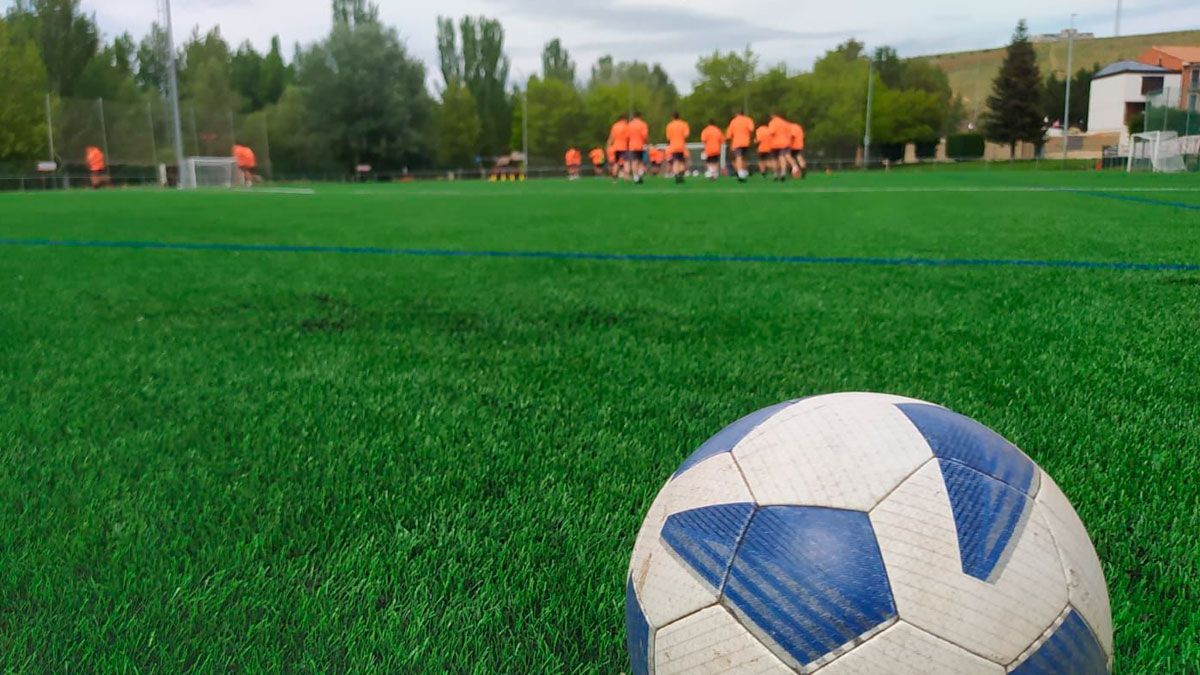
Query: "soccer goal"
1127 131 1189 173
180 156 240 189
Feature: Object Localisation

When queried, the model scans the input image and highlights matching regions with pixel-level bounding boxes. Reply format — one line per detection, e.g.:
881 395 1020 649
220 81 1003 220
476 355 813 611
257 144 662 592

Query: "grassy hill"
918 29 1200 115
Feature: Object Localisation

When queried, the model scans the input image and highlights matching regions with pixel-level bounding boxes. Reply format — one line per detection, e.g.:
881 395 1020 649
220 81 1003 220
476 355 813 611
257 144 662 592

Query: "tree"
436 83 481 167
437 16 512 156
681 48 757 124
582 55 678 140
541 38 575 84
135 23 168 93
332 0 378 27
231 41 264 111
1043 63 1100 131
518 75 588 160
0 18 49 161
983 20 1044 154
5 0 99 96
296 13 432 169
258 37 290 108
75 33 140 101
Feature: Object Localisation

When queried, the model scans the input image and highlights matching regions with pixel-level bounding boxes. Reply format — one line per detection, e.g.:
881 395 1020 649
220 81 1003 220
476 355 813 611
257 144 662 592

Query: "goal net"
181 156 240 189
649 143 728 175
1127 132 1190 173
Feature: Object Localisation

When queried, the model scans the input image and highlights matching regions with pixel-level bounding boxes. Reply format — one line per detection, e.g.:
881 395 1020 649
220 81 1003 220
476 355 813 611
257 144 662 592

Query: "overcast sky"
86 0 1196 91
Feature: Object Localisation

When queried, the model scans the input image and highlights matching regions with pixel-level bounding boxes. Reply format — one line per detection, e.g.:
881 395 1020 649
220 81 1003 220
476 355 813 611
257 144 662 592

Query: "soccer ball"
626 393 1111 674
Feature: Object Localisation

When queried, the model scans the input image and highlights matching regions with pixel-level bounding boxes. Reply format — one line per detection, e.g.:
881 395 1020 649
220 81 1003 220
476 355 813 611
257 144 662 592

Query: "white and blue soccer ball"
626 393 1112 674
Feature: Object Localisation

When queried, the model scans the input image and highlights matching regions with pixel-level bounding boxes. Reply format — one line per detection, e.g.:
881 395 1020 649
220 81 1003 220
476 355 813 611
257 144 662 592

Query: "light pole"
522 83 529 178
1114 0 1122 37
163 0 186 187
864 53 874 169
1063 14 1076 162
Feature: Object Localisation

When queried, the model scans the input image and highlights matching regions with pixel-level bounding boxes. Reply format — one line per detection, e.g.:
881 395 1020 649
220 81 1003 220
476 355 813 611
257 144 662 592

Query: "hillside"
917 29 1200 116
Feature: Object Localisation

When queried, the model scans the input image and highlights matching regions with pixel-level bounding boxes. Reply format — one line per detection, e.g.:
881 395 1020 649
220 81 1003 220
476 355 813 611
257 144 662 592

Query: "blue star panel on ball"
626 393 1111 674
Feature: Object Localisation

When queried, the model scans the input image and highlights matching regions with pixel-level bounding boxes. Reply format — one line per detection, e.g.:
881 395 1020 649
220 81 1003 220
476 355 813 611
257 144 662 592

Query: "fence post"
189 105 199 156
44 93 56 163
146 100 159 169
262 110 273 180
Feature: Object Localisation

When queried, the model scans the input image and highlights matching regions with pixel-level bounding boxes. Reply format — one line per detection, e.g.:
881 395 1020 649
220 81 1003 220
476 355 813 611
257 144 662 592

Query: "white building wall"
1088 73 1183 133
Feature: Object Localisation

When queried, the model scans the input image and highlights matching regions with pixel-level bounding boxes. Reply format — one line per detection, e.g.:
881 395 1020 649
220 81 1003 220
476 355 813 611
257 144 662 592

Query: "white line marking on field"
342 185 1200 197
232 187 316 195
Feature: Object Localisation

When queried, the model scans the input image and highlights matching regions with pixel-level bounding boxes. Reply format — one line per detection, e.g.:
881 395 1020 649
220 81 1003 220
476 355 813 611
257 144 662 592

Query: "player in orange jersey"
564 147 582 180
85 146 111 189
626 111 650 183
754 124 775 178
232 143 262 185
700 120 724 181
725 110 755 182
664 112 691 184
789 122 807 179
648 147 665 175
609 115 629 181
768 112 793 181
588 147 605 176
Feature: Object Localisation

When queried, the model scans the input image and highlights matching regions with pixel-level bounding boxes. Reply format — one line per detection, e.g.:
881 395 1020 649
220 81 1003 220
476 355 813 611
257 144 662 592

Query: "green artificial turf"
1 170 1197 672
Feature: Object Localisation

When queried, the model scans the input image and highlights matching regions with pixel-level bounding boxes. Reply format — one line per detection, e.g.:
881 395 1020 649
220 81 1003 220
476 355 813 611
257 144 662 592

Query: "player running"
85 146 111 189
564 147 582 180
609 115 629 181
726 110 754 182
789 122 807 179
665 112 691 184
768 112 793 181
588 147 605 177
626 111 650 183
700 120 724 181
755 124 775 178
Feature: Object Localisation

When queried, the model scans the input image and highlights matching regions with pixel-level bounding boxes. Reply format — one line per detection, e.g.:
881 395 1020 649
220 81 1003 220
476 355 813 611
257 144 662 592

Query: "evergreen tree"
258 36 290 107
231 41 264 111
983 20 1044 155
135 23 168 93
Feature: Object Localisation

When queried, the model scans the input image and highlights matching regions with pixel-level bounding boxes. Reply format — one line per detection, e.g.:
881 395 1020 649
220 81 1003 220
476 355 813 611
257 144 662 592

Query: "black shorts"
775 149 792 159
732 148 748 158
626 150 644 162
670 152 687 163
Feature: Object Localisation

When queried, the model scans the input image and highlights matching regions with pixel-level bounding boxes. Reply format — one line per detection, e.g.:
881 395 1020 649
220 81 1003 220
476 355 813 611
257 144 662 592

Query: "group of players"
564 110 807 184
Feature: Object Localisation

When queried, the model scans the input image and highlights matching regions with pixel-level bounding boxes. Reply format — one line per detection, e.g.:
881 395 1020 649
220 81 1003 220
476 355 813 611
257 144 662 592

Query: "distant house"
1087 61 1181 133
1032 29 1095 44
1138 46 1200 109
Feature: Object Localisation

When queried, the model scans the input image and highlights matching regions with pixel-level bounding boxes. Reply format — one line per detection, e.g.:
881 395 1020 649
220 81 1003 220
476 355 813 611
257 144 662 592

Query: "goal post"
1127 132 1189 174
181 156 240 189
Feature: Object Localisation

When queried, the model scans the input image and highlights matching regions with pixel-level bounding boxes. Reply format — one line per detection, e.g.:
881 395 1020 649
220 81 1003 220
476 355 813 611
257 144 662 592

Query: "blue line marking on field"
1 237 1198 273
1066 189 1200 211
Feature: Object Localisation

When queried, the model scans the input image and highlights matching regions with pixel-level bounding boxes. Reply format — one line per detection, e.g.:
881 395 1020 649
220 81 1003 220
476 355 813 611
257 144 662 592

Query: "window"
1192 68 1199 86
1141 76 1164 95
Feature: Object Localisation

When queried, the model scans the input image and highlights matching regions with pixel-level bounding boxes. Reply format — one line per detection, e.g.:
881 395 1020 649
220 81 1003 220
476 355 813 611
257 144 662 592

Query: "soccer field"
1 170 1198 671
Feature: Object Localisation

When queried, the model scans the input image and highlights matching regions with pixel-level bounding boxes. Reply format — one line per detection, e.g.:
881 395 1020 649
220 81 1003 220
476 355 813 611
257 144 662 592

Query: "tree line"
0 1 1098 174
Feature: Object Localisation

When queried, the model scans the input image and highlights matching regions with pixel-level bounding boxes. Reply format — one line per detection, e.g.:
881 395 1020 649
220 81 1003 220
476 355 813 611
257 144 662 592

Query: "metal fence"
40 95 273 180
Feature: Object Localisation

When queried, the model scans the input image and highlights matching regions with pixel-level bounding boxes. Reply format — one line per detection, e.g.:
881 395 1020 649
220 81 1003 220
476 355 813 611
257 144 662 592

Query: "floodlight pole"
864 54 874 169
522 83 529 177
163 0 186 187
1114 0 1122 37
1062 15 1076 162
